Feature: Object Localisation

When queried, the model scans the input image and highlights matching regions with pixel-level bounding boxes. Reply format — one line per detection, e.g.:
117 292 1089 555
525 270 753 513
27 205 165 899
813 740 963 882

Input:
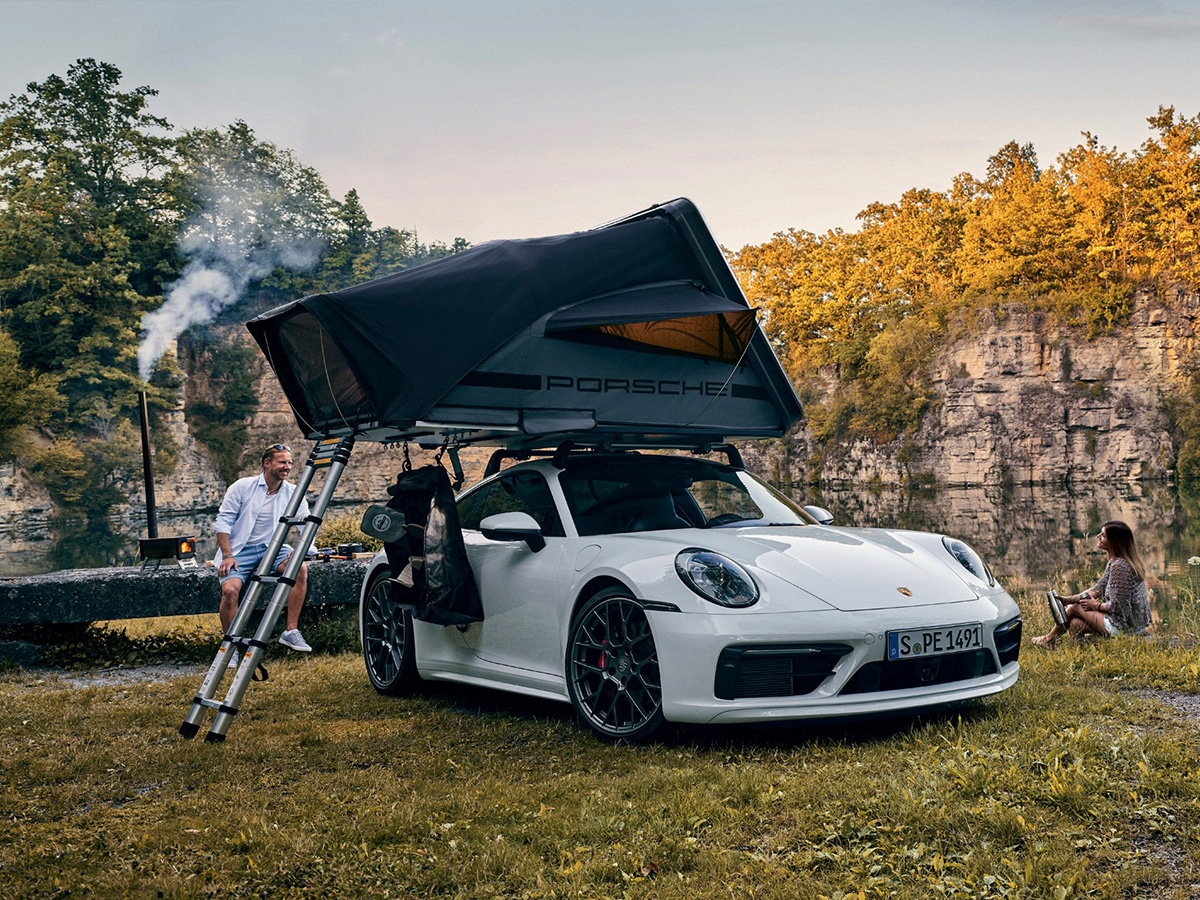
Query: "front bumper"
648 598 1021 725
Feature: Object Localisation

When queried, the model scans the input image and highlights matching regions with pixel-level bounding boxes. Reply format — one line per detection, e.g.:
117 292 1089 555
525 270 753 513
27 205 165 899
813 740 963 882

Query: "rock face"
139 403 227 512
0 461 52 524
744 287 1199 487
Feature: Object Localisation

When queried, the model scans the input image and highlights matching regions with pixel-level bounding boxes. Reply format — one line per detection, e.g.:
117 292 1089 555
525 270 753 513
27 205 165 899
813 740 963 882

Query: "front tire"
361 567 419 695
567 588 665 742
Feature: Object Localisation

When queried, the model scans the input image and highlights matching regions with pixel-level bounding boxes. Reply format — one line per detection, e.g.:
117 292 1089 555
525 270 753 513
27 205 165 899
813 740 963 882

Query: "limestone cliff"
743 286 1199 487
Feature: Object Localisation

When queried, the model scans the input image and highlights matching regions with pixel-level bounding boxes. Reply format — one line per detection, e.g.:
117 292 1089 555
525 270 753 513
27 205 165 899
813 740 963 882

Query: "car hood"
706 525 981 611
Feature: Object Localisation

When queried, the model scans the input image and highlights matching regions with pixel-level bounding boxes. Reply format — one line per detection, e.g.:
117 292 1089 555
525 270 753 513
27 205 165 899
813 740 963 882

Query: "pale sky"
6 0 1200 250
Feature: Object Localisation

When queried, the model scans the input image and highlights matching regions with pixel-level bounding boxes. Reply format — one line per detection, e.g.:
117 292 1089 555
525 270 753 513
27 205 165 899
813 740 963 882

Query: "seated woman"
1033 520 1151 647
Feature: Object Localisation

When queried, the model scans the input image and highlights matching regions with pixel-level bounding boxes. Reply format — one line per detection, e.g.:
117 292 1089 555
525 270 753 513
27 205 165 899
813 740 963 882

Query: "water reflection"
1 514 218 578
790 482 1200 611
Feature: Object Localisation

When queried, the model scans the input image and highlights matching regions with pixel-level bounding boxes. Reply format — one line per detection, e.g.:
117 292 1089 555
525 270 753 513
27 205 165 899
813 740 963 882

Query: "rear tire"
566 587 665 742
361 567 419 695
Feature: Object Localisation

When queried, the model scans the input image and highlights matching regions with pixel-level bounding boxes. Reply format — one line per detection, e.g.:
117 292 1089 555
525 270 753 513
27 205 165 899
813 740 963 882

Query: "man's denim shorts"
219 543 294 585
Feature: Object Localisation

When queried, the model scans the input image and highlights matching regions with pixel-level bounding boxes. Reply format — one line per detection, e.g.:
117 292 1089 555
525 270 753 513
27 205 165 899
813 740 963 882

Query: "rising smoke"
137 171 324 381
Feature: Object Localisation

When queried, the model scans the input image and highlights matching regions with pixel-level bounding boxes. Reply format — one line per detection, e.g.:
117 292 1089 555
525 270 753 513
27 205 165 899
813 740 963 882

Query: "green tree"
337 189 390 283
29 439 89 507
315 189 376 289
0 329 63 459
1057 133 1136 283
732 228 869 376
855 315 939 440
0 59 472 517
1167 371 1200 486
180 335 263 483
314 191 471 293
30 422 140 519
728 118 1200 459
0 58 180 422
856 187 964 304
176 121 337 256
136 121 344 377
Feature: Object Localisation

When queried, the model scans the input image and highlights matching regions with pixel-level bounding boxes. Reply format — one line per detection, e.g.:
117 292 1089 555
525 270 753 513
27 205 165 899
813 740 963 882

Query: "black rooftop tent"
246 198 802 451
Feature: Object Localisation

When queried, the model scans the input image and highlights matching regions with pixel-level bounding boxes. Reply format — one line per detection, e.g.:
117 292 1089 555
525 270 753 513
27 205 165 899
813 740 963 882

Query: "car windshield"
559 456 813 536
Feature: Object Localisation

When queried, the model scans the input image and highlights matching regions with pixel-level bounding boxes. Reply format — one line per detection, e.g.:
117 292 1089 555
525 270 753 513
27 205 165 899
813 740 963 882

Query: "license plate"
888 623 982 660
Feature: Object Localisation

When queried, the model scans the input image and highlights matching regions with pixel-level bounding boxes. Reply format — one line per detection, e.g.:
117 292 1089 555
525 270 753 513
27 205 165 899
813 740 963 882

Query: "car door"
457 470 569 675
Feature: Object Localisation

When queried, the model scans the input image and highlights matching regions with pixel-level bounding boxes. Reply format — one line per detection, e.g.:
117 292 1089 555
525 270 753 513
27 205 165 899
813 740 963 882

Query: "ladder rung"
309 439 354 468
195 696 240 715
252 574 295 589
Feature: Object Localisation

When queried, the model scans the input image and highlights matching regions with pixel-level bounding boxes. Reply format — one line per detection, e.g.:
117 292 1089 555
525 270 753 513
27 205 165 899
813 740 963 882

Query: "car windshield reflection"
558 457 812 536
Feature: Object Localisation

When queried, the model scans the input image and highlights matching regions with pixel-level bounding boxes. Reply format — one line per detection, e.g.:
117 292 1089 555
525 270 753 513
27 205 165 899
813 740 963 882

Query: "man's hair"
262 443 291 464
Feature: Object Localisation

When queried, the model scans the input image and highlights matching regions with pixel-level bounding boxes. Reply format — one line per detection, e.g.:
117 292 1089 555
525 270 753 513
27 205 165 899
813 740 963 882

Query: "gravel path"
40 664 203 689
1140 689 1200 721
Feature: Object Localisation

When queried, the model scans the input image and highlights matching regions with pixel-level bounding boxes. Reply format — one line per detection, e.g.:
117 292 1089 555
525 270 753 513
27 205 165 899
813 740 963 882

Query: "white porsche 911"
231 198 1021 747
359 449 1022 742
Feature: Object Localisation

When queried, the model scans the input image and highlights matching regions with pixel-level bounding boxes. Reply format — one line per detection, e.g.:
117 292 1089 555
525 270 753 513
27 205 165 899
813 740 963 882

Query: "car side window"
456 483 496 531
457 471 564 537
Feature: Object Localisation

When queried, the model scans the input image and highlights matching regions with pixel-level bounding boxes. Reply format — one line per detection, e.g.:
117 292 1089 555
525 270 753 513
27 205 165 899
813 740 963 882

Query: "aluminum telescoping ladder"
179 436 354 743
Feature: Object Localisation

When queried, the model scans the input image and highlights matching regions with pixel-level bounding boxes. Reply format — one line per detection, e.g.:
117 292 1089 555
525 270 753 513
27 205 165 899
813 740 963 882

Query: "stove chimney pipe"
138 390 158 539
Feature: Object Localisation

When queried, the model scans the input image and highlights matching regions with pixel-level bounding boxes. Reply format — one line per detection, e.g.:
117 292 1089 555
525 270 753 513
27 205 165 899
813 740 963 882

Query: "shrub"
29 423 141 519
1163 371 1200 486
315 506 383 553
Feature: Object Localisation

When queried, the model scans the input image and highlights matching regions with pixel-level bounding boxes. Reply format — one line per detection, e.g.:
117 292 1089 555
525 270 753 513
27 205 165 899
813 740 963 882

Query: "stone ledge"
0 559 370 626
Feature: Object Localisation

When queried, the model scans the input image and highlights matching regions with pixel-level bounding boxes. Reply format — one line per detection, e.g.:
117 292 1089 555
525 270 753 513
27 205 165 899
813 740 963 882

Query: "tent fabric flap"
543 283 758 364
273 307 376 431
249 304 380 435
247 198 803 447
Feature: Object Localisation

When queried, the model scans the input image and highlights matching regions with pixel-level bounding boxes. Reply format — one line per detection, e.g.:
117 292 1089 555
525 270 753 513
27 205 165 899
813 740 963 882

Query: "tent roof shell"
247 198 802 451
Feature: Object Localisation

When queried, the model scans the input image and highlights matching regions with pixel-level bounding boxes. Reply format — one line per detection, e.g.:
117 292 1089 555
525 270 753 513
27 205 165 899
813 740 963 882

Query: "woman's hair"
1103 520 1146 582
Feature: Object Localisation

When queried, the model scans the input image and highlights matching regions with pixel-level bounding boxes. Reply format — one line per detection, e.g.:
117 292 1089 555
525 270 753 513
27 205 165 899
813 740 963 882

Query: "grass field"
2 588 1199 899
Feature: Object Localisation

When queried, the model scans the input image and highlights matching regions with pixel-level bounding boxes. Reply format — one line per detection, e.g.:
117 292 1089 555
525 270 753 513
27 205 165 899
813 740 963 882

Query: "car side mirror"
480 512 546 552
803 505 835 526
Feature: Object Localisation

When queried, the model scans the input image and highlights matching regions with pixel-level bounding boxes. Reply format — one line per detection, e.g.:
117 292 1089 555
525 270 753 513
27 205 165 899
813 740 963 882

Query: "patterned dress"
1088 557 1151 634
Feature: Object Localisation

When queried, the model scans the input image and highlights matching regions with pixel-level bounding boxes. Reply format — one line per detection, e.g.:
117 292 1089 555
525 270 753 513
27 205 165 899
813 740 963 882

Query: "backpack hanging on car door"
379 464 483 627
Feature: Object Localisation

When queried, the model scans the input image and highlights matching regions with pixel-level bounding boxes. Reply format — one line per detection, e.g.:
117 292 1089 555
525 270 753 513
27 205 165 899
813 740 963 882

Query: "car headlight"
942 537 995 586
675 549 759 608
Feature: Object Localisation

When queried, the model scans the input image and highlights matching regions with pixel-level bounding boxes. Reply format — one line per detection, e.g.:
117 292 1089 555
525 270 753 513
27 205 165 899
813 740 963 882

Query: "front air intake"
840 649 997 695
715 644 852 700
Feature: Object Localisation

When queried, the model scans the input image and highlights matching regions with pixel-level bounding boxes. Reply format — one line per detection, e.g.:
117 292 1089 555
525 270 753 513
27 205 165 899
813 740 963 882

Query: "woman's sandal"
1031 635 1055 649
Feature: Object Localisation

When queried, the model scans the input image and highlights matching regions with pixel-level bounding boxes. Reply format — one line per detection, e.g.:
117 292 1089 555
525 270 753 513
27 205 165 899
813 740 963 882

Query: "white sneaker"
227 649 241 671
279 629 312 652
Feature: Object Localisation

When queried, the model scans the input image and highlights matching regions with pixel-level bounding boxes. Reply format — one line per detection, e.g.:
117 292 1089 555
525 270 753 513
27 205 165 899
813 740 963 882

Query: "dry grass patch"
1 590 1199 897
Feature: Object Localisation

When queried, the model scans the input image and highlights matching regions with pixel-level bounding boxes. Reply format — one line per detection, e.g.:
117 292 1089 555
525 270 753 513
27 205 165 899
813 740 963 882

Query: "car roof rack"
482 440 744 479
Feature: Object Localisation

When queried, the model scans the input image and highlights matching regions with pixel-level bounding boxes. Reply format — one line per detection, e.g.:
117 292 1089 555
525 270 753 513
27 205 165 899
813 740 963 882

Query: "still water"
4 483 1198 604
807 481 1200 621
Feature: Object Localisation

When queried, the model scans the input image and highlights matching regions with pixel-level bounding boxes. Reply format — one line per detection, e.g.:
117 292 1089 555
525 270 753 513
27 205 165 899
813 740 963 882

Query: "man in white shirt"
214 443 312 653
